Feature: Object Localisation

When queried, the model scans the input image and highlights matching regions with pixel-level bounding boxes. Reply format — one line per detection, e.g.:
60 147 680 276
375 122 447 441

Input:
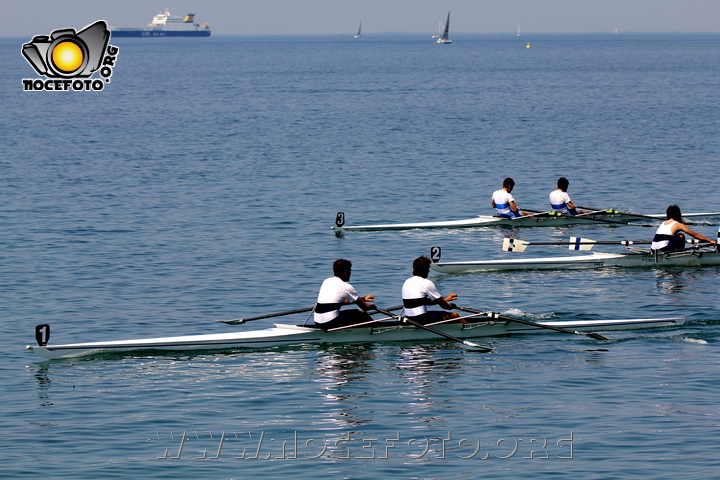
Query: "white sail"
437 11 452 44
432 18 443 37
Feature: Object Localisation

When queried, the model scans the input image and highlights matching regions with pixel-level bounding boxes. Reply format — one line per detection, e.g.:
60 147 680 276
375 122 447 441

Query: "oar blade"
220 318 245 325
581 331 609 341
502 238 528 252
461 340 493 352
569 237 596 251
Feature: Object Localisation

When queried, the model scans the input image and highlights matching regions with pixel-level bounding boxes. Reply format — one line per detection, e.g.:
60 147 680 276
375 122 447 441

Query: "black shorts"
314 309 373 330
406 311 446 325
660 233 686 252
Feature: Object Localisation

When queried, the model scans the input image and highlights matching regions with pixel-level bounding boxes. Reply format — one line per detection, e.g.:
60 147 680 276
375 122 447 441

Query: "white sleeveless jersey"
651 221 677 251
314 276 359 324
402 276 442 317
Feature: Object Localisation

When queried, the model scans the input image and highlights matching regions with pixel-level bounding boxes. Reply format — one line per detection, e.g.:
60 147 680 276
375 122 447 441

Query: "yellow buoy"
526 42 531 48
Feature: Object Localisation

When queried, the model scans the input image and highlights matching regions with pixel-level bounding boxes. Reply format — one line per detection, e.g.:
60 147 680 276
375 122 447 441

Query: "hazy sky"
5 0 720 38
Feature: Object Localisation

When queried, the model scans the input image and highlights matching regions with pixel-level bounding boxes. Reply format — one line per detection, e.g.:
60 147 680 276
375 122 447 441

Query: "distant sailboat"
437 11 452 44
354 21 362 38
517 25 520 36
432 18 443 38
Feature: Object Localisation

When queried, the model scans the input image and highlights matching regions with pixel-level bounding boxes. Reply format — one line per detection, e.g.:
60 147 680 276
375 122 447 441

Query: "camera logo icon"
22 20 110 78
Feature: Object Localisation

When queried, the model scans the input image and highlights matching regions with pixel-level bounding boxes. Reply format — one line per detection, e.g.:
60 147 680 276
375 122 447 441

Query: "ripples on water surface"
1 34 719 478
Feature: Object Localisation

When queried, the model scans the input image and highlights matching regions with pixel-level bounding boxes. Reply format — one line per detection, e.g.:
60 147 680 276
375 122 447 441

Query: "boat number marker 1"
35 324 50 347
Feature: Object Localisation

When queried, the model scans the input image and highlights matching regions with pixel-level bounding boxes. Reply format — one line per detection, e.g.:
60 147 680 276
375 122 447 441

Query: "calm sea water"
2 33 720 479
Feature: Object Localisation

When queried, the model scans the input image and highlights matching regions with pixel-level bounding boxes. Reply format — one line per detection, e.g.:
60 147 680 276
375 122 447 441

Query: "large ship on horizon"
111 10 210 37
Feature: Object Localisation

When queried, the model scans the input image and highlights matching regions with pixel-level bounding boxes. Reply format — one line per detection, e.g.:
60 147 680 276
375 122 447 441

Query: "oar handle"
371 305 404 314
372 307 402 318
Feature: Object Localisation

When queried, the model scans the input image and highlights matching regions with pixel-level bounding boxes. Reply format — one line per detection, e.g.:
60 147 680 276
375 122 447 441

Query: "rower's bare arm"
438 293 459 310
678 224 716 244
510 201 528 216
511 202 531 216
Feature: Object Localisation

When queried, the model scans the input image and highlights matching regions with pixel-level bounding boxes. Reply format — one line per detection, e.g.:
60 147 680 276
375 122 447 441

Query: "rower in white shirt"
491 177 528 218
549 177 584 215
402 256 460 324
650 205 716 252
314 259 376 329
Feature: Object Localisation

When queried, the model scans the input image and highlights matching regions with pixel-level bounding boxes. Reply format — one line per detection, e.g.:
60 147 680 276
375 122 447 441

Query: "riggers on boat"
331 210 720 232
27 314 686 360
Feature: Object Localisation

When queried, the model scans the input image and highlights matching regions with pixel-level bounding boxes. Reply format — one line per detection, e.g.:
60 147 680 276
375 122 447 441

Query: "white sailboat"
354 21 362 38
437 11 452 44
517 25 520 36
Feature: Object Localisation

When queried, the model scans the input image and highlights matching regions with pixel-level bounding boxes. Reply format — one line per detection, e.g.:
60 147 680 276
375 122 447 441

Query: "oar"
519 208 550 214
374 308 493 352
556 208 654 226
519 207 651 227
512 209 553 218
502 236 651 253
577 206 664 221
326 306 405 331
219 307 315 325
220 305 405 325
524 207 608 216
456 306 608 341
491 208 555 219
501 236 709 253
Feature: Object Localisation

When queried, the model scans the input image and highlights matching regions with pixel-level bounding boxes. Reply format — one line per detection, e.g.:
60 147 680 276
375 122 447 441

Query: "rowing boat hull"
430 251 720 273
332 212 720 232
27 316 685 360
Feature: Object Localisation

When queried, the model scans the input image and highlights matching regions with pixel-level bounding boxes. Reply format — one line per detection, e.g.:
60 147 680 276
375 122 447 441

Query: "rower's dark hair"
333 259 352 276
413 255 432 277
503 177 515 189
557 177 569 191
666 205 683 223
